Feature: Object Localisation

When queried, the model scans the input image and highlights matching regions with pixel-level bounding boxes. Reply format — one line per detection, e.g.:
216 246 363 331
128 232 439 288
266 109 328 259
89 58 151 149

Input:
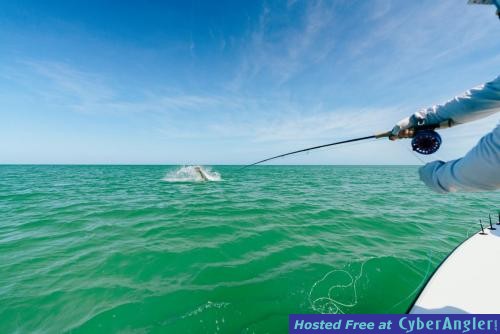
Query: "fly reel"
411 129 442 155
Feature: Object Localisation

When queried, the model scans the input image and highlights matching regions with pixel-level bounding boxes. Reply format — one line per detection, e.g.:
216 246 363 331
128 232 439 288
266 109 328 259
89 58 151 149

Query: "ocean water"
0 165 498 333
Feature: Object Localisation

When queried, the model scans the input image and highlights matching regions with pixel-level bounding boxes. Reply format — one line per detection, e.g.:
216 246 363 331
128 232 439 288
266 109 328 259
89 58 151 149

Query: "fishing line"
466 222 480 238
309 260 369 314
389 250 434 312
310 252 436 314
404 145 426 165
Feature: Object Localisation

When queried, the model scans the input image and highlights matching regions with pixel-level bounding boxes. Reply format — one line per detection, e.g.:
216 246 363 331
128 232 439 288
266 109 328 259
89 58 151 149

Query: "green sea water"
1 165 498 333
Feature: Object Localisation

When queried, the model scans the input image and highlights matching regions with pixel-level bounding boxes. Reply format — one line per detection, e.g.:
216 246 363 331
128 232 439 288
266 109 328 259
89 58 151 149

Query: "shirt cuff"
418 161 448 193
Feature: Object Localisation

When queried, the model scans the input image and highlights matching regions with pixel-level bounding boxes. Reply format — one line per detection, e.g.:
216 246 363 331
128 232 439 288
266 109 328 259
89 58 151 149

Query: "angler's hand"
389 114 423 140
389 128 415 140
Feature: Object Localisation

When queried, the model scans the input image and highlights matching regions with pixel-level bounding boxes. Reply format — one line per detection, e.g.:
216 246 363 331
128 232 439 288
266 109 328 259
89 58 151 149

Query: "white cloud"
9 60 244 118
229 1 338 89
253 108 397 142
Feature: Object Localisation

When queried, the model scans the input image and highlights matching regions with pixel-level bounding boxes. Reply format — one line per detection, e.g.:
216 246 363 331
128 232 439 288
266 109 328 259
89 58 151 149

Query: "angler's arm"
416 75 500 126
392 76 500 136
419 124 500 193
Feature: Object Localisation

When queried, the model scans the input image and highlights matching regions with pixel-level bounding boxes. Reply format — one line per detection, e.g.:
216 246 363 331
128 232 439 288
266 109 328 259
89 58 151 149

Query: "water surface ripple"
0 165 498 333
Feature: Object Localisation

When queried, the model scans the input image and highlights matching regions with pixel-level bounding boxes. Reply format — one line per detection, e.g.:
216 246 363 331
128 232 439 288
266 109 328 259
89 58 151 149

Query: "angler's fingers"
390 115 419 140
399 128 415 138
389 128 415 141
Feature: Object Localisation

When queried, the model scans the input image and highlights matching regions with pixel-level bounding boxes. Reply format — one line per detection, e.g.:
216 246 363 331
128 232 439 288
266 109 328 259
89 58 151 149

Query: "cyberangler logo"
399 316 498 334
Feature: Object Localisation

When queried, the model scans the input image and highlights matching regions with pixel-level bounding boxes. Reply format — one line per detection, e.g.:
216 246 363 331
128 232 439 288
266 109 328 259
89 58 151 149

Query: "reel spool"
411 129 442 155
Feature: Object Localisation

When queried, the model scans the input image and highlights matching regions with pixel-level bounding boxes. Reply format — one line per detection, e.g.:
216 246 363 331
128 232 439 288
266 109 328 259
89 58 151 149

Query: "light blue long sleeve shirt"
417 76 500 193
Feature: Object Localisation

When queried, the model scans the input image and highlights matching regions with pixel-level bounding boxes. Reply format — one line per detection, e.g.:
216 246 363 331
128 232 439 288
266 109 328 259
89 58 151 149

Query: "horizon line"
0 163 422 166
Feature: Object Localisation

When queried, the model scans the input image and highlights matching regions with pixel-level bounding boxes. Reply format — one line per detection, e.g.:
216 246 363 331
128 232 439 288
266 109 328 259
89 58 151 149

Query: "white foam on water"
162 166 221 182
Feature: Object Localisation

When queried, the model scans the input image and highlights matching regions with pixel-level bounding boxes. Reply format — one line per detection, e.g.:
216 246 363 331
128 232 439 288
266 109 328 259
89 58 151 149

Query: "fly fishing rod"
243 120 453 168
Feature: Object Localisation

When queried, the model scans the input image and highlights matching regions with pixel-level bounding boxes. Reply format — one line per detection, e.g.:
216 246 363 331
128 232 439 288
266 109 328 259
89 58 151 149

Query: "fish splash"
163 166 221 182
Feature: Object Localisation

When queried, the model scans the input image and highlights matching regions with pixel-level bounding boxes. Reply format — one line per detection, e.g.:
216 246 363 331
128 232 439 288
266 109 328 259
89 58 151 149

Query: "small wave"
162 166 221 182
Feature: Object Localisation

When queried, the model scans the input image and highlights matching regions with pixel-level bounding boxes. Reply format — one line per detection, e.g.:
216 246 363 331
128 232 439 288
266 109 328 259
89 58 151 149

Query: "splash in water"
163 166 221 182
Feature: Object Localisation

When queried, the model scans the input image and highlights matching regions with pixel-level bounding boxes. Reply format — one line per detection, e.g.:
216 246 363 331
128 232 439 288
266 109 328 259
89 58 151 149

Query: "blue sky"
1 0 499 164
